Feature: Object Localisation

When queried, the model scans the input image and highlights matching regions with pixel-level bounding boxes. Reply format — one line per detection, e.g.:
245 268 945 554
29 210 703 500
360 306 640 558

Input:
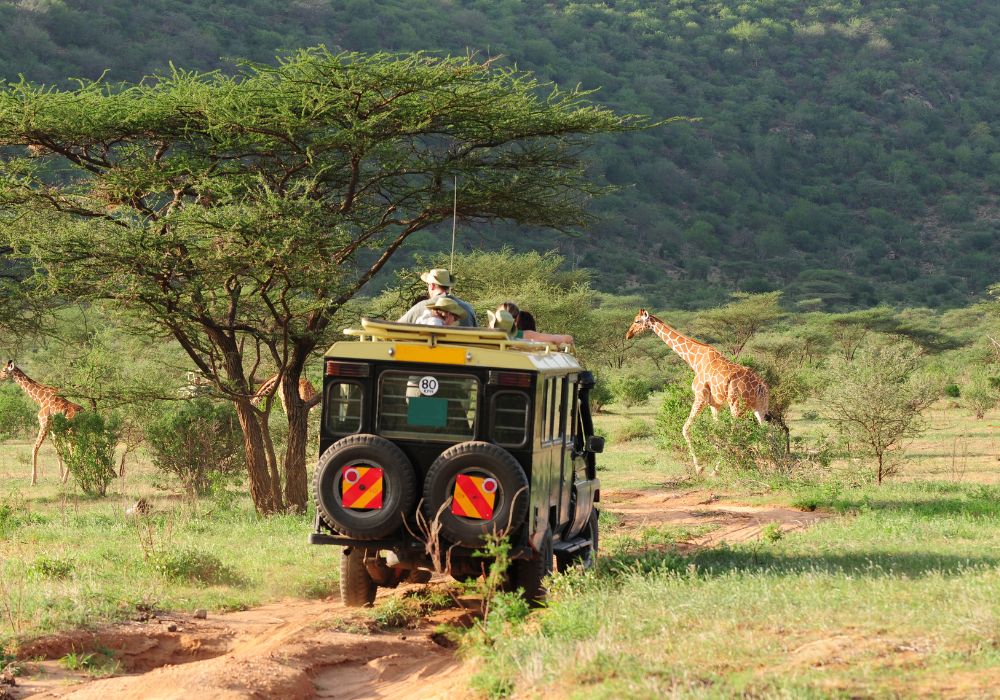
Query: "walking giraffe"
625 310 771 472
0 361 84 485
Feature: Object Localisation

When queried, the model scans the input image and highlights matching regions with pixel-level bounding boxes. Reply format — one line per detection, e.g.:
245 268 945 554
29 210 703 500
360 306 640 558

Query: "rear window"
324 381 363 434
491 391 529 447
378 371 478 441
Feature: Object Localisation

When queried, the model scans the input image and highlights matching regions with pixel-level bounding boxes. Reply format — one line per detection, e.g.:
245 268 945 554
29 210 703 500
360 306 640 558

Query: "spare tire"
422 441 529 547
315 434 417 539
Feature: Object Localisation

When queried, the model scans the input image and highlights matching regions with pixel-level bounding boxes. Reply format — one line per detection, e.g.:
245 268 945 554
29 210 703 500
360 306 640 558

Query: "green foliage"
609 375 652 408
50 412 121 497
614 418 653 443
152 547 244 586
59 648 120 677
587 374 614 414
655 383 698 457
0 383 35 442
0 4 997 308
964 371 999 419
30 555 74 580
143 399 243 496
944 383 961 398
822 342 942 483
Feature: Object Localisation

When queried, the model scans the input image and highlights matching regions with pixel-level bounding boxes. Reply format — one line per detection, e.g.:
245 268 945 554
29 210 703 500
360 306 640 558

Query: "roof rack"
343 318 571 353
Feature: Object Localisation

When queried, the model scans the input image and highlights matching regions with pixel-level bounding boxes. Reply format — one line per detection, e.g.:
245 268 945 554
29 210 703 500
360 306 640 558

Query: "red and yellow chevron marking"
451 474 497 520
341 466 383 510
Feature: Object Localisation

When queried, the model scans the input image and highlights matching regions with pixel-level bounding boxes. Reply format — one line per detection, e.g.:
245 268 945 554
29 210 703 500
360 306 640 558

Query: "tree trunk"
233 397 282 514
282 363 310 513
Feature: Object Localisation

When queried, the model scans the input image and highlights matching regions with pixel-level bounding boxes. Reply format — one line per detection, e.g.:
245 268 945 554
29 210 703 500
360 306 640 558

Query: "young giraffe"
625 310 770 472
0 361 84 485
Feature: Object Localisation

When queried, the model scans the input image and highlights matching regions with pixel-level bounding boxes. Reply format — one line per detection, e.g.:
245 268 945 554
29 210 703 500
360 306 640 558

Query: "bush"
965 375 999 419
152 547 243 586
144 399 244 496
615 418 653 442
610 375 652 408
944 383 961 398
0 384 37 442
50 412 121 497
587 375 613 414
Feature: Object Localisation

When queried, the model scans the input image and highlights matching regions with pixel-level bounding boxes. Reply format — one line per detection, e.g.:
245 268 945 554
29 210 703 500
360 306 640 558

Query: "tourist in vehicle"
397 268 477 327
489 304 574 345
419 296 467 327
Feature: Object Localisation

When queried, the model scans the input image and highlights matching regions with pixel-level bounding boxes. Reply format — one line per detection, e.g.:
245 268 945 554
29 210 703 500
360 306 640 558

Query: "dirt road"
7 489 823 699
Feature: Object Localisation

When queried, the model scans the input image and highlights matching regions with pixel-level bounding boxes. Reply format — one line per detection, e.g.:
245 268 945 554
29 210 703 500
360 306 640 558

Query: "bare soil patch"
601 487 826 546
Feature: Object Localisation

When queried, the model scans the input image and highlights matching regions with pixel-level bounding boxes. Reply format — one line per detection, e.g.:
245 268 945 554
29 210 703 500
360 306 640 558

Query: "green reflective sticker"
407 396 448 427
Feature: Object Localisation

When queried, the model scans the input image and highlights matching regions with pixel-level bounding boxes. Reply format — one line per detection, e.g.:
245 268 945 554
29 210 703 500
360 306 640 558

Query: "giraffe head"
0 360 14 381
624 309 653 340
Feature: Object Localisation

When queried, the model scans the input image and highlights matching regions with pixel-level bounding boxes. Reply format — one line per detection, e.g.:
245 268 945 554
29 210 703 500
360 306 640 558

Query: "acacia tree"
823 342 940 484
0 48 643 514
694 291 785 359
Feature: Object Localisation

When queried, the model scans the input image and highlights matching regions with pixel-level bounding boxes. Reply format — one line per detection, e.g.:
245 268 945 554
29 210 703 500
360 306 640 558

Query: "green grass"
466 399 1000 698
0 442 338 648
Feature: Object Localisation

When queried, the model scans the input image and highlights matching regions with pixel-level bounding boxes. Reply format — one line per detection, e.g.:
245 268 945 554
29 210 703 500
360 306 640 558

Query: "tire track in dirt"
8 489 825 699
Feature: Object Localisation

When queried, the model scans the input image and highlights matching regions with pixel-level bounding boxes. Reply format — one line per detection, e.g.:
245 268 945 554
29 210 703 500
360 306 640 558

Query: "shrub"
615 418 653 442
587 375 613 414
610 375 652 408
944 383 961 398
0 384 36 442
50 412 121 497
965 375 999 419
152 547 243 586
144 399 243 496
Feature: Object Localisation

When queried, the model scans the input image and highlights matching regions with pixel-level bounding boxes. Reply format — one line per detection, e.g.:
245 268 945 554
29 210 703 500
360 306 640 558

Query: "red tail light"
325 361 370 377
488 371 532 387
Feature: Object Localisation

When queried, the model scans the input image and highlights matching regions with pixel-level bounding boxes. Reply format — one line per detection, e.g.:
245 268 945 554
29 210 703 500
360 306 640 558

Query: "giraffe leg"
682 391 709 474
31 419 48 486
710 406 720 420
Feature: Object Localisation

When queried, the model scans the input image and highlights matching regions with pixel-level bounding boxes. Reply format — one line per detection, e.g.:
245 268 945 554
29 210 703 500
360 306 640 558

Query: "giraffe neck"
9 368 55 408
647 315 712 373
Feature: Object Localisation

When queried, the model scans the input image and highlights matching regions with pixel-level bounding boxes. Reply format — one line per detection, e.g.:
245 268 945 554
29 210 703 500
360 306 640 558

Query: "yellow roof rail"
343 318 570 353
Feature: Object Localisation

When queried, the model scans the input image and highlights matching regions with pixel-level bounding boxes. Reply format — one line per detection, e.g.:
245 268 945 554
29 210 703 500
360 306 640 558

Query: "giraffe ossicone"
624 310 771 472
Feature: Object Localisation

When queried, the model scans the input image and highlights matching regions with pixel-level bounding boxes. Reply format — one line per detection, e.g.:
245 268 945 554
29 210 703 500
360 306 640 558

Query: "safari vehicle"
309 318 604 607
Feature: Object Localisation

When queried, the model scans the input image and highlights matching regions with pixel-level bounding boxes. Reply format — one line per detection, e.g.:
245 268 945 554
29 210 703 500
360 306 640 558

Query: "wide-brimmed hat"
487 309 515 336
424 295 467 320
420 268 455 288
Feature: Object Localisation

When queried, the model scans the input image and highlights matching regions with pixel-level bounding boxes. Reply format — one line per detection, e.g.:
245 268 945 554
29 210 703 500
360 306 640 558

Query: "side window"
548 377 561 442
557 378 569 443
491 391 529 447
324 381 363 434
540 378 549 442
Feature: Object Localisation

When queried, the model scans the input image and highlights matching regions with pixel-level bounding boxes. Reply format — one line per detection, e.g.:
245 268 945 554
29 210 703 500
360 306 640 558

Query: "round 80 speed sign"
418 376 439 396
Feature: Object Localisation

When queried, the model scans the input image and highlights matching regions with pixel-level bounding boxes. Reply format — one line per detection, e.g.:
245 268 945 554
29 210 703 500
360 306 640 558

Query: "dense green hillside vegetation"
1 0 999 308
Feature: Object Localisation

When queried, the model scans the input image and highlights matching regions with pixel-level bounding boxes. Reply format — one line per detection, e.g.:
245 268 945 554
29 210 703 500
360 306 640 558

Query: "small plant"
59 648 120 677
30 555 75 580
761 523 784 543
802 409 821 421
368 597 420 629
152 548 243 586
587 376 613 414
50 412 121 497
944 383 961 398
468 534 531 648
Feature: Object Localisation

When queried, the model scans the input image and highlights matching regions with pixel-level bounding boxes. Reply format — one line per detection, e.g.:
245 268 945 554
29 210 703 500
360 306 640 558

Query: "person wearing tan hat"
489 304 574 346
397 268 477 327
421 296 467 327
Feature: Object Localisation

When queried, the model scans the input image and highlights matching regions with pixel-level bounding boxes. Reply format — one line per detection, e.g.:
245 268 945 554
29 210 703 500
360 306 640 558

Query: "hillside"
1 0 999 309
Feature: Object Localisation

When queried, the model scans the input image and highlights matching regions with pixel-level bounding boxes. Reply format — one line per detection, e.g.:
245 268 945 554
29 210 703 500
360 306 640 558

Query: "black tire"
340 547 377 607
556 508 599 573
508 528 553 607
315 434 417 539
422 441 529 548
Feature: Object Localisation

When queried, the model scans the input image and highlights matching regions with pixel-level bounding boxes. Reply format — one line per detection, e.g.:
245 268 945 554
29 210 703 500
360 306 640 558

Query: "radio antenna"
450 176 458 271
